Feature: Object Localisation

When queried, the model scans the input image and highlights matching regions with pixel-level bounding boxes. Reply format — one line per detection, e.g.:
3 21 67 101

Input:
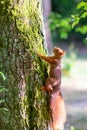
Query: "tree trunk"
0 0 49 129
42 0 53 54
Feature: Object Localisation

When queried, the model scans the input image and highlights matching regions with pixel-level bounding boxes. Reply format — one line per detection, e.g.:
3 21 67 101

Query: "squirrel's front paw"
40 86 46 92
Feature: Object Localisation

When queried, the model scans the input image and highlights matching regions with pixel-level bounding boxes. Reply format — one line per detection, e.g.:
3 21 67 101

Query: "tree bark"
42 0 53 54
0 0 49 129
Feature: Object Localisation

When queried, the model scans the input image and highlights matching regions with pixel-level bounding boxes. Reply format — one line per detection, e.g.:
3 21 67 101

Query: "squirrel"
37 47 66 130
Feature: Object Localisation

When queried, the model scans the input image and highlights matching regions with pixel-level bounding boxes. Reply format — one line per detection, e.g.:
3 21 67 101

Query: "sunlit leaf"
60 29 68 39
71 126 74 130
71 15 80 28
81 12 87 18
84 6 87 11
77 2 87 9
75 25 87 34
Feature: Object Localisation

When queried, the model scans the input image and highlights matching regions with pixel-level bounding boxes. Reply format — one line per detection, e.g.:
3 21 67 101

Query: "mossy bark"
0 0 49 129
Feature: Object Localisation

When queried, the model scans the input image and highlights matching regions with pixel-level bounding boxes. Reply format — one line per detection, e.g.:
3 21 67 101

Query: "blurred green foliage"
49 12 72 40
71 126 83 130
50 0 87 44
51 0 77 16
72 2 87 27
71 126 74 130
62 44 77 76
72 2 87 44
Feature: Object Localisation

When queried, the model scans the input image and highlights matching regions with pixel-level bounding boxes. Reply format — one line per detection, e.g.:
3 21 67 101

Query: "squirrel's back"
49 61 61 79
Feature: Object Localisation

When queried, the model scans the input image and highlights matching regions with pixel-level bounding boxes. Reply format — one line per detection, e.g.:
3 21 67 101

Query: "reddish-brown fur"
37 47 66 129
50 91 66 129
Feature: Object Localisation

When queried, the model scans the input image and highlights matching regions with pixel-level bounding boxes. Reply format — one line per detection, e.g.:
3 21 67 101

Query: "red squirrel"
37 47 66 130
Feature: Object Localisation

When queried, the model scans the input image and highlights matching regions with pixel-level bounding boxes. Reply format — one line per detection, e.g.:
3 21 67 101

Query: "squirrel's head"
53 47 65 59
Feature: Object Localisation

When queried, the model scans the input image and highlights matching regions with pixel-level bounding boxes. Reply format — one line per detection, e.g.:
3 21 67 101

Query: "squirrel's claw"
40 86 46 92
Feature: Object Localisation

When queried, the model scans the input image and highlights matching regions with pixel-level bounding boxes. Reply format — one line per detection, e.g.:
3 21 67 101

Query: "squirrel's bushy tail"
49 91 66 130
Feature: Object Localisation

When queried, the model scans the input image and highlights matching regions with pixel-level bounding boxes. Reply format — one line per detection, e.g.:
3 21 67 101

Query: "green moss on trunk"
0 0 49 129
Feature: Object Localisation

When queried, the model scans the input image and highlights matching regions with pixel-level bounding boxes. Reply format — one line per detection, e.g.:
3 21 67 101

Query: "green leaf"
84 6 87 11
75 25 87 34
71 126 74 130
71 15 80 28
77 2 86 9
81 12 87 18
49 23 57 30
60 29 68 39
